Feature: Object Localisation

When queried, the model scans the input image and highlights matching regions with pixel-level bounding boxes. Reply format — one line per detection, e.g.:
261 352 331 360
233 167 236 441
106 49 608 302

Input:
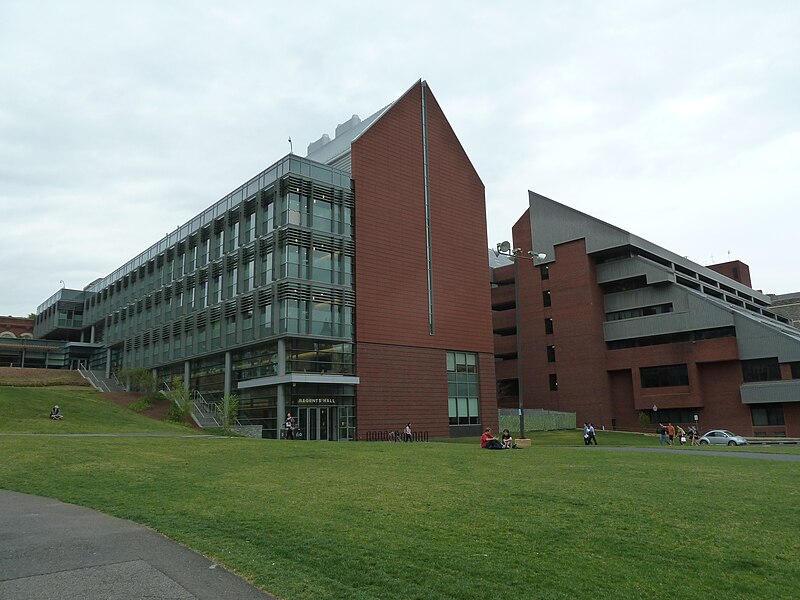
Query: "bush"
129 392 164 413
164 377 191 422
118 368 156 393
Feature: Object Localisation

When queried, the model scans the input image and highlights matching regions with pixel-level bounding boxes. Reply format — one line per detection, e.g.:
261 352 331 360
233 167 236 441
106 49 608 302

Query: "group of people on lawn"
658 422 699 446
480 427 517 449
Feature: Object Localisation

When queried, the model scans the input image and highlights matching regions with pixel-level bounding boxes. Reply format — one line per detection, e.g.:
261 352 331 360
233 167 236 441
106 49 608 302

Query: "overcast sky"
1 1 798 317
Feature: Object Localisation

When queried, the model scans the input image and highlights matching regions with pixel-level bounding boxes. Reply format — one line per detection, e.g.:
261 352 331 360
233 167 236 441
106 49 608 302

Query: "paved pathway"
563 445 800 461
0 490 275 600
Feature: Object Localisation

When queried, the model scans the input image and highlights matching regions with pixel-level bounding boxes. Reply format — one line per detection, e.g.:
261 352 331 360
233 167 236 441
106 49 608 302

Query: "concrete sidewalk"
0 489 275 600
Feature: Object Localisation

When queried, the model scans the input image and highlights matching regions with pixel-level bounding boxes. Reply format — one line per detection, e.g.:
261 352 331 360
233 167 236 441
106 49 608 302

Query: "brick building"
34 80 496 440
492 193 800 437
0 316 34 339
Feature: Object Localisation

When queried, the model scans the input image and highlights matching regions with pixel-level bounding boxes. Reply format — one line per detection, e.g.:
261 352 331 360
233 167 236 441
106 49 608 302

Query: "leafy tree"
216 394 240 432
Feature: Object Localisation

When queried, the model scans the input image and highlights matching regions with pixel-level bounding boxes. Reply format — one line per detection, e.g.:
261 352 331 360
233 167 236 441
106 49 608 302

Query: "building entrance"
298 406 334 441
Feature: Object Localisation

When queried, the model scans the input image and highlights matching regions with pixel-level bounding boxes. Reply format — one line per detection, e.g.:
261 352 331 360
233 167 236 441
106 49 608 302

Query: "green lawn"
1 435 798 600
0 386 196 434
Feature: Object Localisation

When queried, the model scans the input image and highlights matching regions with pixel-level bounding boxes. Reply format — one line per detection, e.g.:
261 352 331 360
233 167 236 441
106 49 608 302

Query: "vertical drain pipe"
421 81 434 336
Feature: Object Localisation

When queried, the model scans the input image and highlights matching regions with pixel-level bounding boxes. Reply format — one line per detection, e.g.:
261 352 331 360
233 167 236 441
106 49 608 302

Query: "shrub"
118 368 156 393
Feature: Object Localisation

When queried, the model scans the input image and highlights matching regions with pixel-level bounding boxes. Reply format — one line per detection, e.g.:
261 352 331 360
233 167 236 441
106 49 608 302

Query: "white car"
698 429 748 446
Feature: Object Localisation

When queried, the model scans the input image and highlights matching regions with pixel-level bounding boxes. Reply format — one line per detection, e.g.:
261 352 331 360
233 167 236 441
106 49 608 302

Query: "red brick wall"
350 81 495 436
0 317 34 337
697 362 750 434
505 216 787 436
706 260 752 287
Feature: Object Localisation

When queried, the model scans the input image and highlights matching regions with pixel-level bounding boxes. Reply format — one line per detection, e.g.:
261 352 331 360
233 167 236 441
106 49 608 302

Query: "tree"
165 377 192 422
216 394 240 432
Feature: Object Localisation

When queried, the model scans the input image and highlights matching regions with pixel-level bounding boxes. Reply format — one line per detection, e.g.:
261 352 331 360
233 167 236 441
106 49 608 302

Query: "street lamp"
494 241 547 442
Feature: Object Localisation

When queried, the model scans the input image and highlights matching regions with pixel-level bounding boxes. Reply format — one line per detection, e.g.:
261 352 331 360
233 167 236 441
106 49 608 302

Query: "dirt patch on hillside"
104 391 198 429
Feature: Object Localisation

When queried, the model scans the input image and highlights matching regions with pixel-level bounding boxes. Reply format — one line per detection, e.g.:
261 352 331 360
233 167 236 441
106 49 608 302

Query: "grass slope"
0 367 89 387
0 436 797 600
0 386 197 434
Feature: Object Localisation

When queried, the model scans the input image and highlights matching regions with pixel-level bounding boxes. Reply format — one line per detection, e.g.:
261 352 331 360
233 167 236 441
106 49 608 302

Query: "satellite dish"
497 241 511 254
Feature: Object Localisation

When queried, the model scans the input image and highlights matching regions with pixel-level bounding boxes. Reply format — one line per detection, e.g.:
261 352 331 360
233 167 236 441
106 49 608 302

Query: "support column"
21 348 26 369
105 348 112 378
277 339 287 440
90 325 96 344
184 360 191 389
277 384 286 440
224 351 232 398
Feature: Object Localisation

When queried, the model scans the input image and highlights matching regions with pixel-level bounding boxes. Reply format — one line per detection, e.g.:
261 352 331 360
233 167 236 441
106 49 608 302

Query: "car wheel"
727 441 737 446
700 439 709 445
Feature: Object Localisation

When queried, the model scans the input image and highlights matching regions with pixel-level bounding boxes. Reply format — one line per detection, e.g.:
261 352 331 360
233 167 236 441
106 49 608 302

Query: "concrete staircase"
78 369 127 393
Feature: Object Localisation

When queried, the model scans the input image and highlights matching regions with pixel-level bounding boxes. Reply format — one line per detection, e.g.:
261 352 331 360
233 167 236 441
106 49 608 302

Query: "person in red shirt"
480 428 504 450
667 423 676 446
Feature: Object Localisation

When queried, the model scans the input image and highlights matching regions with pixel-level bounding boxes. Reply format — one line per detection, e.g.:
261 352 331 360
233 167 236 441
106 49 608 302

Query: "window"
742 358 781 383
263 200 274 233
546 345 556 363
227 266 238 298
312 198 334 232
199 281 208 308
215 230 224 258
606 303 673 322
544 318 554 335
312 248 338 284
447 351 480 425
243 260 255 293
792 363 800 379
243 213 255 244
214 275 223 304
283 245 308 279
751 404 785 426
640 364 689 388
542 290 551 308
540 264 549 280
286 339 353 374
229 221 240 251
261 251 273 284
548 373 558 391
260 304 273 335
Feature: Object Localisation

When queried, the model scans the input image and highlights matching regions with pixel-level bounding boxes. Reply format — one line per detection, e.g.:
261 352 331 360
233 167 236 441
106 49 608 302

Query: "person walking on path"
588 423 598 445
284 412 295 440
583 423 591 445
677 425 687 445
690 426 700 445
404 423 412 442
658 423 669 446
667 423 676 446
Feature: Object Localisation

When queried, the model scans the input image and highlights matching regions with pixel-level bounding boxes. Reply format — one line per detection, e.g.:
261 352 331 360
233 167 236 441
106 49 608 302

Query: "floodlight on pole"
494 241 548 442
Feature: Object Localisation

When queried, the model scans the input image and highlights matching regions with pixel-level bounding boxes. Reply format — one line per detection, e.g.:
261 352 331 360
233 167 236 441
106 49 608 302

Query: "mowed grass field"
1 387 799 600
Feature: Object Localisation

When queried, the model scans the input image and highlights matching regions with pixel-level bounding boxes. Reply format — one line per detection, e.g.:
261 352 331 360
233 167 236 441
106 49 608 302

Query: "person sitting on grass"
480 427 504 450
49 405 63 420
501 428 513 449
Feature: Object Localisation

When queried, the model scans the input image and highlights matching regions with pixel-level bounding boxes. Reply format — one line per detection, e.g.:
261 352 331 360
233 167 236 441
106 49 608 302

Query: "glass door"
297 407 335 440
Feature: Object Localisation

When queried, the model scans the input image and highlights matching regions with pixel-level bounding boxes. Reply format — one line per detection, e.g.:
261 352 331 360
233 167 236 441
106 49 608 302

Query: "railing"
78 367 111 393
362 430 429 442
191 390 222 428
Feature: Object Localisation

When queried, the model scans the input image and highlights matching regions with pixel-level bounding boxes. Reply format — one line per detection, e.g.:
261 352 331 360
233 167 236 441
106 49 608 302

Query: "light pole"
494 241 547 442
